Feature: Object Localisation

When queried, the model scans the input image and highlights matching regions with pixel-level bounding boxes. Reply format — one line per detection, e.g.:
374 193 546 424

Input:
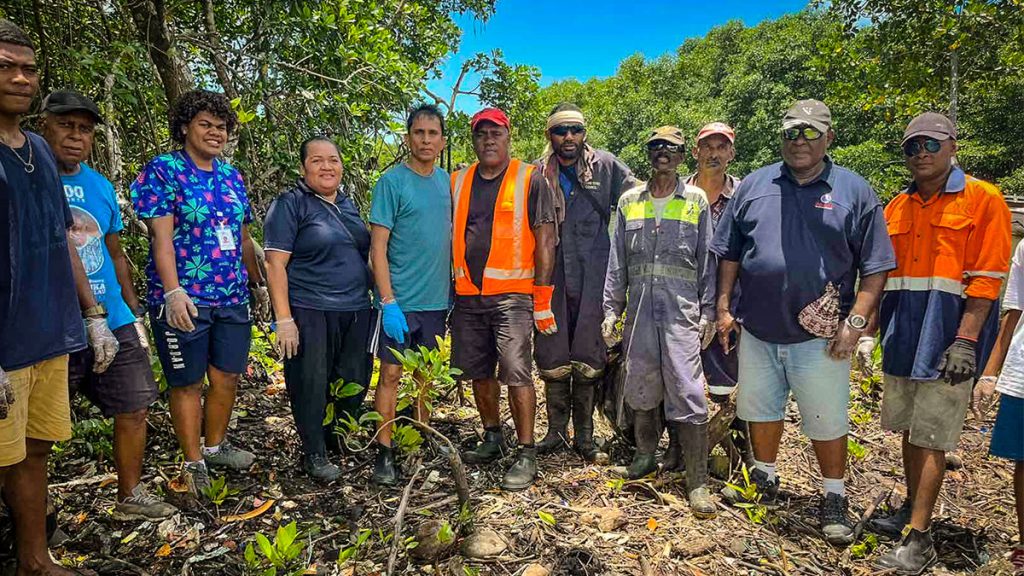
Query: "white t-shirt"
997 240 1024 398
651 194 673 225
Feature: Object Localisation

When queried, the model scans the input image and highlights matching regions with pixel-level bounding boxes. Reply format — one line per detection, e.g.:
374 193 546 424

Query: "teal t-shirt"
368 163 452 311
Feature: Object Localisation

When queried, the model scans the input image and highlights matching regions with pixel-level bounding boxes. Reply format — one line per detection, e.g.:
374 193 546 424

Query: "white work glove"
164 287 198 332
698 317 716 350
250 284 270 321
973 375 999 420
601 315 620 348
86 317 120 373
134 318 150 351
275 318 300 360
0 365 15 420
853 336 876 377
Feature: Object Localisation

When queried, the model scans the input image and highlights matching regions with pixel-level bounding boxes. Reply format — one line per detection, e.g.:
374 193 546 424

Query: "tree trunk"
125 0 193 106
197 0 238 101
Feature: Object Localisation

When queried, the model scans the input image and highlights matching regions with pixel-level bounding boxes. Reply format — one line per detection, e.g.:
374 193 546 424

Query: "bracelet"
955 334 979 343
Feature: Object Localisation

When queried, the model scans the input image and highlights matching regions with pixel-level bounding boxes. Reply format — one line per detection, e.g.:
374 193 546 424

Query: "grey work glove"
164 288 198 332
601 315 620 348
698 317 716 350
134 318 150 352
251 284 271 321
0 365 15 420
86 317 120 373
937 337 977 385
275 318 300 360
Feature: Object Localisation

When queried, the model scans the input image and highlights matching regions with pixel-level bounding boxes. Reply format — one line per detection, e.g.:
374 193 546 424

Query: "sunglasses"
550 124 585 136
903 138 943 157
647 141 683 152
782 126 824 141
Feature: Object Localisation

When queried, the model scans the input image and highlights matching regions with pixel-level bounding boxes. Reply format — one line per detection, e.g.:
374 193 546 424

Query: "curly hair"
169 90 237 145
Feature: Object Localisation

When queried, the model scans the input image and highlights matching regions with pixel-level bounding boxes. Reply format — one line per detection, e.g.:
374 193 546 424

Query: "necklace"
1 131 33 173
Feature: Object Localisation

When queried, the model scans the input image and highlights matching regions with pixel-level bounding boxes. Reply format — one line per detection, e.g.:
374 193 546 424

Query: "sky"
427 0 810 111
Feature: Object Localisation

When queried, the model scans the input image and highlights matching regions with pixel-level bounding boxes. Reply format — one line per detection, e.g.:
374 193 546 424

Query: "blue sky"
427 0 810 111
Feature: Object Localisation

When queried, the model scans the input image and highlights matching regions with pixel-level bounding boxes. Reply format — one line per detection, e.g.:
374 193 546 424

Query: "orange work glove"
533 284 558 335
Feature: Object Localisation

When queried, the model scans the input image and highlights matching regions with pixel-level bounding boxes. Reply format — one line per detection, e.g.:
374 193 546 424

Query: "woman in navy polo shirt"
131 90 269 497
264 137 373 482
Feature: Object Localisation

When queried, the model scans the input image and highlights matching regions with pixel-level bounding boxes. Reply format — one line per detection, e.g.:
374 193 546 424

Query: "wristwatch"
845 314 867 331
131 304 147 318
82 304 108 319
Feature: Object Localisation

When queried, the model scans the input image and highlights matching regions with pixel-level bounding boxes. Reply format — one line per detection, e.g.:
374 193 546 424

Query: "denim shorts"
736 330 851 441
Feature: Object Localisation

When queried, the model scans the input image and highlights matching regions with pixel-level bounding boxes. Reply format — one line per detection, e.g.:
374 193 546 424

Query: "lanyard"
180 150 229 223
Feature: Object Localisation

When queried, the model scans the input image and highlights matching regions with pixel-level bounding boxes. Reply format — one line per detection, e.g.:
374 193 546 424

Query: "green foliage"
203 475 240 506
337 528 372 565
537 510 557 526
850 532 879 559
847 438 868 461
391 424 424 454
54 398 113 462
724 465 769 525
323 380 367 426
389 335 462 417
247 521 308 576
249 326 281 374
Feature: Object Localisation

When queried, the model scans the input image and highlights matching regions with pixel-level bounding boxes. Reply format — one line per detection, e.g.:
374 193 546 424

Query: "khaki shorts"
0 355 73 467
880 373 971 451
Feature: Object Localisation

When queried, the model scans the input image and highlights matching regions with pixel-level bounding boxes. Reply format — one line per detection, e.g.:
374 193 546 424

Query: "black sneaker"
868 499 912 540
721 467 780 508
819 492 855 546
873 528 937 575
500 446 537 491
303 453 341 483
371 444 398 487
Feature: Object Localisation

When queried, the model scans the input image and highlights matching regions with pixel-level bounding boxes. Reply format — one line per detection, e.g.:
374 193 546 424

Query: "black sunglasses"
550 124 585 136
903 138 943 157
647 141 683 152
782 126 824 141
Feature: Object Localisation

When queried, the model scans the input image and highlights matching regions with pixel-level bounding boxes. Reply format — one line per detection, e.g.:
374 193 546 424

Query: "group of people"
0 16 1021 576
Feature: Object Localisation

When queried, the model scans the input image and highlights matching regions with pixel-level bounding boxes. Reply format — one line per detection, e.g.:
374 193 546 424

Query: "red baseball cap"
471 107 511 131
696 122 735 144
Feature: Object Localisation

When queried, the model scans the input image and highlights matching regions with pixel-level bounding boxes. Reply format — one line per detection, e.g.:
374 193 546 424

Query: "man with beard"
533 103 636 464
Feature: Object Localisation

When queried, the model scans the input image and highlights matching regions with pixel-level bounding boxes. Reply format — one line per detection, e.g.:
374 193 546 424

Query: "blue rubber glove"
381 302 409 345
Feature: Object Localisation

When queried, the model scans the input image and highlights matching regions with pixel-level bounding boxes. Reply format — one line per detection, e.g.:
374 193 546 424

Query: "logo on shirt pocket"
815 193 834 210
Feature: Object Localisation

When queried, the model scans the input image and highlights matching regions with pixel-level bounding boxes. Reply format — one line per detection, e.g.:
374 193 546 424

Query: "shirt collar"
781 156 836 189
296 178 346 202
904 166 966 196
685 172 737 199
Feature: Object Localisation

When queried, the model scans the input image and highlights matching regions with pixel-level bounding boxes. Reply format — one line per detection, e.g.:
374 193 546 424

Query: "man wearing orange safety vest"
452 108 558 491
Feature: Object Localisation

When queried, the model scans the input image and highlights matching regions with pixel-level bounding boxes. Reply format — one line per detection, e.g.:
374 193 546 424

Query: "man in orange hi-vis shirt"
451 108 558 491
867 112 1011 574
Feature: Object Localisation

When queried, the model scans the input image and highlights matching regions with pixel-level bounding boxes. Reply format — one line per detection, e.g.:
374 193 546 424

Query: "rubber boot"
500 445 538 491
627 409 660 479
462 428 506 465
873 528 938 575
572 382 609 464
662 424 683 472
537 380 572 454
370 443 398 487
679 421 716 519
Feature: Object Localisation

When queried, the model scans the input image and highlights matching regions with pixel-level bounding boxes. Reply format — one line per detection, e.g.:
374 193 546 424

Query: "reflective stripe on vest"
623 196 701 224
628 262 697 281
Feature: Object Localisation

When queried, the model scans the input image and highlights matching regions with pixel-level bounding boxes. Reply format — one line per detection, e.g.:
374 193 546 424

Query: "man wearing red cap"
451 108 558 490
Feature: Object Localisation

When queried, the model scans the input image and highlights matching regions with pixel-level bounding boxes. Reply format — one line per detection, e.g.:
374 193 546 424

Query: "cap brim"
901 130 953 145
45 104 105 124
697 131 735 144
782 118 829 133
646 135 685 146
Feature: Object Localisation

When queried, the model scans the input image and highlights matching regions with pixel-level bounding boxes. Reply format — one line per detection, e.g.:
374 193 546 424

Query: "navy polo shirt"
710 158 896 344
264 180 371 312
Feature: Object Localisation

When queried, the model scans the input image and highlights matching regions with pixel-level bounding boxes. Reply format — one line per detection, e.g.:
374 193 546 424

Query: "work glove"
937 337 977 385
134 317 150 352
0 365 15 420
164 287 199 332
86 317 120 373
698 317 715 350
972 375 999 420
381 302 409 345
250 283 270 321
274 318 300 359
532 285 558 335
853 336 876 377
601 315 620 348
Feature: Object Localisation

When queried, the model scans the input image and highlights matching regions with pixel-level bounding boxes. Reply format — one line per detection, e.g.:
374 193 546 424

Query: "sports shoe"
721 467 780 508
204 440 256 470
873 528 938 575
114 484 178 520
303 453 341 483
185 461 211 497
819 492 855 546
500 445 537 491
868 499 912 540
1009 543 1023 573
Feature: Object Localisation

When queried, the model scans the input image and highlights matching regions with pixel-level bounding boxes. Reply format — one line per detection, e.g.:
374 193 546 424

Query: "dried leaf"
155 543 172 557
100 476 118 488
221 498 276 522
167 476 190 493
73 512 88 525
646 517 658 532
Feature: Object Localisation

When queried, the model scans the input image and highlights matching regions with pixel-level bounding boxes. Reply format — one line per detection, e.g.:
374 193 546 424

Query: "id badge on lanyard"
182 151 236 252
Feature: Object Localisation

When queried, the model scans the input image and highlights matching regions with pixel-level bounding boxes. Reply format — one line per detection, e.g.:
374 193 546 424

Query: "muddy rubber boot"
371 443 398 487
572 382 609 464
500 445 538 491
627 409 661 479
537 380 572 454
462 428 507 465
873 528 937 574
662 424 683 472
868 499 912 540
680 421 716 519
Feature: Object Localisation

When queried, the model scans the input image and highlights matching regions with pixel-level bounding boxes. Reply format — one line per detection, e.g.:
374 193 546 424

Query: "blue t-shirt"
0 132 87 370
368 164 452 311
130 151 253 308
264 180 371 312
62 163 135 331
710 159 896 344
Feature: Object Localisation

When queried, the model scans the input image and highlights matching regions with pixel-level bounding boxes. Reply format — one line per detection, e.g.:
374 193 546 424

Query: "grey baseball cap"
782 99 831 133
902 112 956 145
41 90 105 124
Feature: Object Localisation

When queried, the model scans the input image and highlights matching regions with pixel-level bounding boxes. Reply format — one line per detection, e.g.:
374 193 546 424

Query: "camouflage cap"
646 125 685 146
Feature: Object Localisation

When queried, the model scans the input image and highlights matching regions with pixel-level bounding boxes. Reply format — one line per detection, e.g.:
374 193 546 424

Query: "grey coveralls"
603 179 716 424
534 147 636 380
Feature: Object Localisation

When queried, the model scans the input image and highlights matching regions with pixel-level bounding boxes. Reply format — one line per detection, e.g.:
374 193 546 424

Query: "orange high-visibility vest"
451 159 536 296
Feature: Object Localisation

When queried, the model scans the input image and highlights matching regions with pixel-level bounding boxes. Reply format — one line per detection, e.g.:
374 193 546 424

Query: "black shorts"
451 295 533 387
68 323 158 417
372 309 449 365
150 304 252 387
